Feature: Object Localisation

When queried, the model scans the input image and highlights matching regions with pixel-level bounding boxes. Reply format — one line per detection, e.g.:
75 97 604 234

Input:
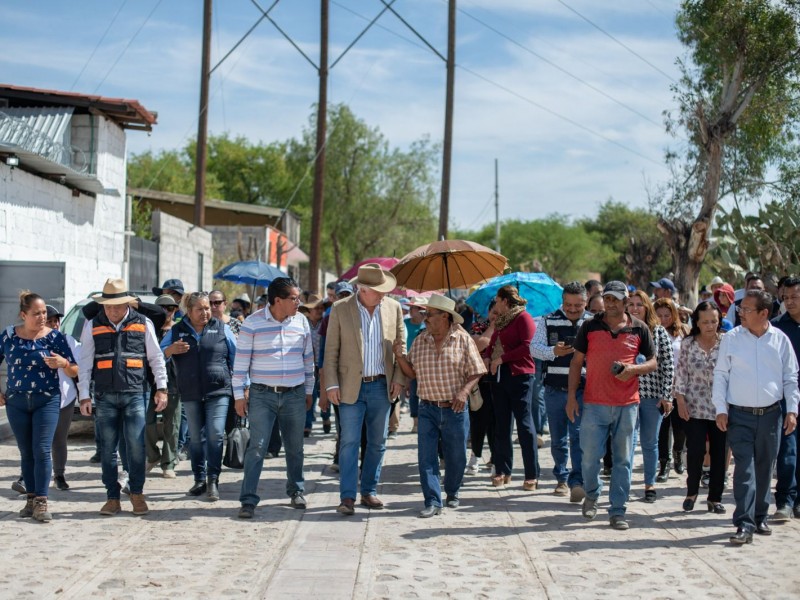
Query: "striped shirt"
358 297 385 377
231 306 315 399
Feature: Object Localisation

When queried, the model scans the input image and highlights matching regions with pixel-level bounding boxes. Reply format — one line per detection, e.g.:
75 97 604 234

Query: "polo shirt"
573 311 655 406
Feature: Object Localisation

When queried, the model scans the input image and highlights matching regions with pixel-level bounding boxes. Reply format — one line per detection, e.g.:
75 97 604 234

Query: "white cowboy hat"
91 278 138 305
353 263 397 294
425 294 463 325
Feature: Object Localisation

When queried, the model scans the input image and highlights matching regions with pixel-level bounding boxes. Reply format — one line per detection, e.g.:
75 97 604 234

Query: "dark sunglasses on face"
210 300 225 306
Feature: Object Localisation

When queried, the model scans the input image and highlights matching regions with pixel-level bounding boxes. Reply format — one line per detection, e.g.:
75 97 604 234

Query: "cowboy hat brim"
91 292 139 305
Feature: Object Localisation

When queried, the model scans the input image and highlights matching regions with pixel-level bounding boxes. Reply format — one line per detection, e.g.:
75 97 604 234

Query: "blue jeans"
418 402 467 507
183 394 230 481
635 397 663 486
408 379 419 418
775 399 800 509
530 361 547 433
727 406 782 532
239 384 305 505
305 378 330 430
544 386 583 488
338 379 391 500
6 390 61 497
178 403 189 449
580 403 638 517
95 391 146 499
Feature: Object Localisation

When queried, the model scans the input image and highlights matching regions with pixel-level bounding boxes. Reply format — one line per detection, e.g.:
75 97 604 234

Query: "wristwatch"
156 388 168 393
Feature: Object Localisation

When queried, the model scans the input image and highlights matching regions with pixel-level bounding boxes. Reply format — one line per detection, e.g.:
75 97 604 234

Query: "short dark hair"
268 277 300 305
584 279 602 292
745 289 773 312
326 281 336 290
782 275 800 290
562 281 586 297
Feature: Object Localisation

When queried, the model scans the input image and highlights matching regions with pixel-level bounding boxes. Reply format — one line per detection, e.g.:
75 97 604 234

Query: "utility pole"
494 158 500 253
438 0 456 241
193 0 212 228
308 0 329 294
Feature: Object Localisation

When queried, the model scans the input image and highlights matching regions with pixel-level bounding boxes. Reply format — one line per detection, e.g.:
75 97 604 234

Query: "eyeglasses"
280 295 302 303
738 306 763 315
209 300 224 306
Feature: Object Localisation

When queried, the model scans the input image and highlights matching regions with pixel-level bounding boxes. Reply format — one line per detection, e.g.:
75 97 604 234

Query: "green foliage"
127 149 197 195
131 198 153 240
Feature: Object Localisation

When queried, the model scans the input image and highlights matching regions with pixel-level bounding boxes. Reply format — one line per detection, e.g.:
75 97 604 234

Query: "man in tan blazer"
324 264 406 514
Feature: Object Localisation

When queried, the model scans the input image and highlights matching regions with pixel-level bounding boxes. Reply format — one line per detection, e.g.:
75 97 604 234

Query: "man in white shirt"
713 290 800 545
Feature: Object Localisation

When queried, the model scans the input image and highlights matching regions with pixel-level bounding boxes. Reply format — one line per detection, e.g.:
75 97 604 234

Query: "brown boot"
130 493 149 516
100 498 122 516
32 497 52 522
19 494 35 518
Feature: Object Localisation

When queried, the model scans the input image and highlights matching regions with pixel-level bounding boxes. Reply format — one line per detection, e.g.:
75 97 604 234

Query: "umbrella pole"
443 255 452 298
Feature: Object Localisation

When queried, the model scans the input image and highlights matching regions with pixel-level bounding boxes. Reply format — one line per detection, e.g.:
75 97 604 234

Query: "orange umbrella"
390 239 508 292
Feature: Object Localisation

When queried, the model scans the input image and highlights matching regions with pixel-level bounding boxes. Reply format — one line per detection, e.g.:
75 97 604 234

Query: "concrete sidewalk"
0 420 798 599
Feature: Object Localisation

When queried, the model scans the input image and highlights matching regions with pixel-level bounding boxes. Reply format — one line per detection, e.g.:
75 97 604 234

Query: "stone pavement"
1 418 799 599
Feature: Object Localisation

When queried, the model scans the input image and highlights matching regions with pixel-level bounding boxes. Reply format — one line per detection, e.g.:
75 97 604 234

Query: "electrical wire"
70 0 129 91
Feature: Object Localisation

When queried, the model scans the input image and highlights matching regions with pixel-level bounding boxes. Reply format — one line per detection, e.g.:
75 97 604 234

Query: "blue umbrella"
213 260 287 287
466 272 563 318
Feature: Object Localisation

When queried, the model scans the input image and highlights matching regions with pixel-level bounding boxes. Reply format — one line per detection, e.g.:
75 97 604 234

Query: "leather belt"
421 399 452 408
730 402 780 416
251 383 301 394
362 375 386 383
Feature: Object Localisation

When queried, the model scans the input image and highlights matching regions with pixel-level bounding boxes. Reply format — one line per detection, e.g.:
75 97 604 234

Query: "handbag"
469 385 483 411
223 416 250 469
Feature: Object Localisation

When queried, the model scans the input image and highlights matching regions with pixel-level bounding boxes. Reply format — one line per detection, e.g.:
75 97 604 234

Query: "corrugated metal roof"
0 106 74 165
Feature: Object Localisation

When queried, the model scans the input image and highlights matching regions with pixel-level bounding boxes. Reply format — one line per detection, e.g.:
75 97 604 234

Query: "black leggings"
659 408 686 460
684 417 727 501
470 377 495 461
52 401 75 476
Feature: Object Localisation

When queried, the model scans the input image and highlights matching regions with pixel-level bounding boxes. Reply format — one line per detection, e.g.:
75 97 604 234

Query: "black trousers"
491 367 539 480
684 417 727 501
470 377 495 461
659 408 686 460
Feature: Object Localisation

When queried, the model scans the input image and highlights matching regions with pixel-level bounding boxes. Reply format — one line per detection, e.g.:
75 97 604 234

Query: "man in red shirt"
566 281 657 530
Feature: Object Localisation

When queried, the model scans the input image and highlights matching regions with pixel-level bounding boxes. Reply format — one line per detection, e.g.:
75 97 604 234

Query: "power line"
70 0 129 91
463 191 496 231
92 0 165 94
555 0 676 83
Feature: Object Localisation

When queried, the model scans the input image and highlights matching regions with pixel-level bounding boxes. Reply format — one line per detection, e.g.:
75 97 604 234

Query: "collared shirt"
358 297 385 377
408 324 486 401
712 324 800 416
77 308 167 399
530 309 591 362
57 333 80 408
673 335 721 421
231 306 315 399
160 318 238 372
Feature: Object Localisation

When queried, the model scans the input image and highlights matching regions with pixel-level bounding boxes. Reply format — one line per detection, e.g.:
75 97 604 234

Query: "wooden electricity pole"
308 0 329 294
438 0 456 240
194 0 212 227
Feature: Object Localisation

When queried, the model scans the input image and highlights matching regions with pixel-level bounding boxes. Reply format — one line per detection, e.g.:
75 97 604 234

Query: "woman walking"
0 291 77 521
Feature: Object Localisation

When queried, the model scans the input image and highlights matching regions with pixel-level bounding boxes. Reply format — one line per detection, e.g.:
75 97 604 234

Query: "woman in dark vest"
161 292 237 501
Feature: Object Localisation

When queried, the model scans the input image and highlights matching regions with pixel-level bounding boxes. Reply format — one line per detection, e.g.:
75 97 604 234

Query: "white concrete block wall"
152 210 214 293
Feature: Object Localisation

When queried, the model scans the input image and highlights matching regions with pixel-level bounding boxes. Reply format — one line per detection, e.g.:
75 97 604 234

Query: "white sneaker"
162 468 176 479
466 454 479 475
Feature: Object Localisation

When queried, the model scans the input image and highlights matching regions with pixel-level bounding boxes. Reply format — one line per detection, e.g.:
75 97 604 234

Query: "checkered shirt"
408 324 487 401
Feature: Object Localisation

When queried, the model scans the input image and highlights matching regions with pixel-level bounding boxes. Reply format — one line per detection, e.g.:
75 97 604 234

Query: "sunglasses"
210 300 225 306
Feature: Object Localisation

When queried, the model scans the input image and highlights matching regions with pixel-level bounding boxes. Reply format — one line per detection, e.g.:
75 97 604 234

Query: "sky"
0 0 685 230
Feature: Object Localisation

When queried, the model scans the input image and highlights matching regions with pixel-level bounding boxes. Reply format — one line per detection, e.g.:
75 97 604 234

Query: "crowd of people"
1 267 798 546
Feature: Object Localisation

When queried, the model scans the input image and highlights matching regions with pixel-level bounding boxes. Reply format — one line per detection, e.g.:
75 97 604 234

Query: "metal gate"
129 236 159 293
0 261 65 327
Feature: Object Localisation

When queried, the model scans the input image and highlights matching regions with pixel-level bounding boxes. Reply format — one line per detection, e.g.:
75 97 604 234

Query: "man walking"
233 278 314 518
713 290 799 544
393 295 486 517
324 263 406 515
78 279 168 516
772 276 800 522
531 281 591 502
566 281 657 530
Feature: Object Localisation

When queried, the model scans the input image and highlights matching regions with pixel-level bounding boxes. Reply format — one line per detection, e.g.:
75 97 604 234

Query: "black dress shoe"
207 480 219 501
755 521 772 536
187 481 207 496
54 475 70 491
682 497 696 512
729 528 753 545
706 501 725 514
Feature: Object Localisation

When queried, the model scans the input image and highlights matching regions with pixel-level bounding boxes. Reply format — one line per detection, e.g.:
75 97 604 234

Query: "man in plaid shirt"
394 295 486 518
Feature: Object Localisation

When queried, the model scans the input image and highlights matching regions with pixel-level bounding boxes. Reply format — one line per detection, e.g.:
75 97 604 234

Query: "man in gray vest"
78 279 168 517
531 281 591 502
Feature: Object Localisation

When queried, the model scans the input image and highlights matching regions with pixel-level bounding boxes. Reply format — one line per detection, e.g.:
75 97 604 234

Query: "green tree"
653 0 800 305
127 149 197 195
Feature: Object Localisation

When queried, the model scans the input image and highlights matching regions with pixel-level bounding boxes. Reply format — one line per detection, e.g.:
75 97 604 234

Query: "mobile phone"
611 362 625 375
563 335 576 346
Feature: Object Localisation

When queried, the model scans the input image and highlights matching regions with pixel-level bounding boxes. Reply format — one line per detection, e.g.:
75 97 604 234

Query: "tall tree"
653 0 800 305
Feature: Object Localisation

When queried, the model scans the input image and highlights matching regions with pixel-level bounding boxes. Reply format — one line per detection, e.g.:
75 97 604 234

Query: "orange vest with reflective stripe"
91 310 148 393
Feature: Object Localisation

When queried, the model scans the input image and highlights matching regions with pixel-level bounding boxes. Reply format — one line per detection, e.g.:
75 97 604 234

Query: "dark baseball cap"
649 278 676 292
152 278 185 296
335 281 354 297
602 281 628 300
45 304 64 319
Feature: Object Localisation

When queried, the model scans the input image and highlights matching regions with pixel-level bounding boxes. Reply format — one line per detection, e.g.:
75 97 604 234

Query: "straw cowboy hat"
351 263 397 294
302 294 324 310
425 294 463 325
92 279 138 305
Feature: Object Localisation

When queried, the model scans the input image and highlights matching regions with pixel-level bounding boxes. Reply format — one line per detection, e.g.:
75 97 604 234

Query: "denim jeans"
239 384 305 506
146 392 181 469
544 386 583 488
95 391 146 499
492 367 539 480
408 379 419 418
338 379 391 500
580 402 638 517
635 397 663 486
775 399 800 509
418 402 467 507
305 378 330 430
6 390 61 497
530 360 547 434
178 403 189 449
727 407 782 532
183 394 230 481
